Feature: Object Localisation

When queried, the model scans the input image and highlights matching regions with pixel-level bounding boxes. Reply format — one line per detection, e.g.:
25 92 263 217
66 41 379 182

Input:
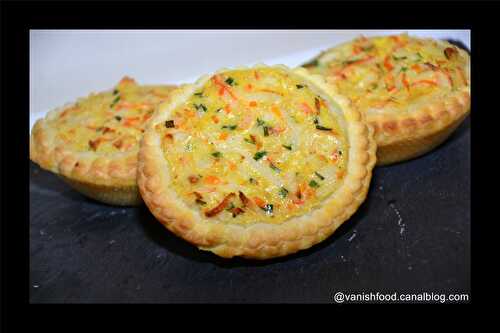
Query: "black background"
1 0 493 313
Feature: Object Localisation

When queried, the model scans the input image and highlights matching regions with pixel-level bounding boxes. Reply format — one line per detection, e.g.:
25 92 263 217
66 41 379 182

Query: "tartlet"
30 77 176 206
137 64 376 259
303 34 470 165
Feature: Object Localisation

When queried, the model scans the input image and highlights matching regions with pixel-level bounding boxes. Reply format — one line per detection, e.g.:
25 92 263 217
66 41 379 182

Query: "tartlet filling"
304 34 469 114
156 67 348 225
48 77 175 153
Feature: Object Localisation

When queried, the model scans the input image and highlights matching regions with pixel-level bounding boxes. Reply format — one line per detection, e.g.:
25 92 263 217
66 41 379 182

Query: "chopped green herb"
400 67 408 73
362 45 375 52
261 204 273 214
222 125 238 130
244 135 256 145
114 116 122 121
282 144 292 150
370 83 378 90
296 84 304 89
194 92 204 97
316 125 332 131
185 143 193 152
313 117 319 125
216 108 223 113
225 77 235 86
226 203 235 211
249 178 256 184
194 103 207 112
165 120 175 128
253 151 267 161
303 59 319 67
315 97 321 112
256 118 265 127
314 172 325 180
415 52 423 62
279 187 289 198
110 96 120 108
263 126 269 137
392 55 407 61
269 163 281 172
309 180 320 188
342 59 360 66
195 199 207 205
113 89 119 95
212 152 222 158
338 150 343 155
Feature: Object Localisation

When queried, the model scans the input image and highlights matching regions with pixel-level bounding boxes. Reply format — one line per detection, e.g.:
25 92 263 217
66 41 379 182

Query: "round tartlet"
30 77 176 206
303 34 470 165
137 65 376 259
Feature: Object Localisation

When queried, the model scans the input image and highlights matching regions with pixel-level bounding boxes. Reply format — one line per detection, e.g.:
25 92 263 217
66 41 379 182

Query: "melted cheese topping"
156 68 348 225
305 34 470 114
48 77 175 153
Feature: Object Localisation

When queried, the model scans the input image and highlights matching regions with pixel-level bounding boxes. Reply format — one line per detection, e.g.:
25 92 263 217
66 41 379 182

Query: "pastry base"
59 176 143 206
376 111 469 166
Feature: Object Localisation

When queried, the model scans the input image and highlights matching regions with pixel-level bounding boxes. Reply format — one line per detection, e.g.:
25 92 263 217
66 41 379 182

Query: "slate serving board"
29 117 470 303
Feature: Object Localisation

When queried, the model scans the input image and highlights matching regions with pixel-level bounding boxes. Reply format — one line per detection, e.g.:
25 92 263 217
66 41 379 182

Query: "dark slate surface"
29 118 470 303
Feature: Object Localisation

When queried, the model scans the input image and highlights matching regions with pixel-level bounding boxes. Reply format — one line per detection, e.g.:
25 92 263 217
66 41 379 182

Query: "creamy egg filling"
47 77 175 154
305 34 469 115
156 68 349 225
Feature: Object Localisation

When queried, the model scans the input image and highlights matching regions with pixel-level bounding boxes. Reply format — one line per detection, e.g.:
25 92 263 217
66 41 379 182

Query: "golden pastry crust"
303 34 470 165
137 65 376 259
30 77 176 206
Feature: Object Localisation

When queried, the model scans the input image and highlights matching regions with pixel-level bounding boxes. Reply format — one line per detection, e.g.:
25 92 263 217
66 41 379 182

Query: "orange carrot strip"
228 161 237 171
269 127 286 135
142 113 153 122
253 196 265 208
204 175 221 185
338 56 374 76
116 101 136 111
205 193 236 218
301 102 314 115
292 198 305 205
384 55 394 71
411 64 423 74
212 75 238 100
271 105 282 118
249 101 257 107
402 72 410 91
352 44 363 55
411 80 438 87
258 88 284 96
123 116 141 127
385 73 396 92
185 109 196 118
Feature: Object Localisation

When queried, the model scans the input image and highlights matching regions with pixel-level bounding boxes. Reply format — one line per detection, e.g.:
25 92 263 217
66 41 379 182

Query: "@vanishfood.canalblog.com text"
333 291 469 303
